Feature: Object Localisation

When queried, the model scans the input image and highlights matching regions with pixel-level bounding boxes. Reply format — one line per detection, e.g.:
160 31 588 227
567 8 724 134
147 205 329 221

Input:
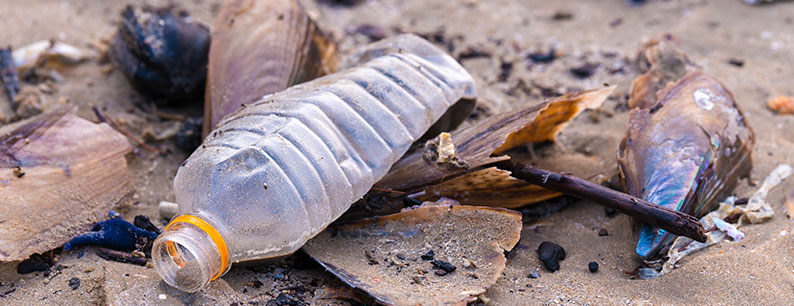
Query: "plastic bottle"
151 34 476 292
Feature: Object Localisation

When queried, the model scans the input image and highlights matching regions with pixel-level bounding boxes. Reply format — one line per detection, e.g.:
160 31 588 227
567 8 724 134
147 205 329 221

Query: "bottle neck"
152 215 229 292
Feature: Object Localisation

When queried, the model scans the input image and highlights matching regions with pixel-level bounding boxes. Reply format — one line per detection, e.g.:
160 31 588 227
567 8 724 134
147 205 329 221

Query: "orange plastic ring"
165 215 229 280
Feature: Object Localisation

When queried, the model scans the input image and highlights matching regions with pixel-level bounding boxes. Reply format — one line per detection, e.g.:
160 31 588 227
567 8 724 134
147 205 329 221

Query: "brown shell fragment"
377 86 614 193
493 85 614 154
204 0 339 135
0 107 133 261
303 204 522 306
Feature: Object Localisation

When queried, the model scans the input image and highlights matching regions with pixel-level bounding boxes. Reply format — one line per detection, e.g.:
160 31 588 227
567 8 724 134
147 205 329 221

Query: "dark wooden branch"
495 160 707 243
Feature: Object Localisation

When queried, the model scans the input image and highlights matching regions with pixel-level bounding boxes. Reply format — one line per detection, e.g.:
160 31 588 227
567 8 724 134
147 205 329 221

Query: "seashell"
303 203 521 306
0 106 133 261
110 5 210 103
171 34 475 262
618 71 754 261
205 0 339 135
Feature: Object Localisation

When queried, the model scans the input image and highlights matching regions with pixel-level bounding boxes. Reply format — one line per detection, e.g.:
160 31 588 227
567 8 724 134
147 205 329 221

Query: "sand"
1 0 793 305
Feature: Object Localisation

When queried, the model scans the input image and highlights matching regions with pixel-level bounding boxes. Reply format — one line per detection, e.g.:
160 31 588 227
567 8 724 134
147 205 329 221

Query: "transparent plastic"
152 222 224 292
153 34 476 291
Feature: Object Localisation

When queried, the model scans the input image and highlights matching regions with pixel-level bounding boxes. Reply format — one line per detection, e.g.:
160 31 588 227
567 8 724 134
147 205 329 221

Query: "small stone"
598 228 608 236
588 261 599 273
430 260 457 274
570 63 599 78
527 270 540 279
158 294 167 300
420 250 435 261
68 277 80 290
461 257 475 268
537 241 566 272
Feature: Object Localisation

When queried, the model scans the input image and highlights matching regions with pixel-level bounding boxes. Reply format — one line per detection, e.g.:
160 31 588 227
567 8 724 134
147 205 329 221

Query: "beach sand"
0 0 792 305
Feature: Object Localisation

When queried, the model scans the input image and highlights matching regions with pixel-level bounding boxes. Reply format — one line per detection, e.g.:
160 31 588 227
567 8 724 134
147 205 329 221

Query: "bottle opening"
152 217 227 292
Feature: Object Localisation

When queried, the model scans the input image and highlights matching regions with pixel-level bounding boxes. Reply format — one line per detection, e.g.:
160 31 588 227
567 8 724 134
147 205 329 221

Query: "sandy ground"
1 0 794 305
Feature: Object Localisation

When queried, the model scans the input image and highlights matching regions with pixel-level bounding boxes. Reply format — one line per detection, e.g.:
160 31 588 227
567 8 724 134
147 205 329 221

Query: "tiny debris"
598 228 609 236
552 11 574 21
727 58 744 67
174 116 203 151
537 241 566 272
588 262 599 273
68 277 80 290
767 96 794 115
158 201 179 220
527 270 540 279
528 49 556 64
421 250 435 261
12 166 24 178
95 248 148 266
457 46 493 60
461 257 475 268
0 47 20 101
785 190 794 221
16 253 53 274
133 215 161 235
570 62 599 78
431 260 457 274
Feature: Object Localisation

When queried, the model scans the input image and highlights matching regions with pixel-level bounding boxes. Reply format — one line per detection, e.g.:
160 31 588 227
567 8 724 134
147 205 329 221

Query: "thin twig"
495 160 707 242
101 111 166 155
370 187 407 195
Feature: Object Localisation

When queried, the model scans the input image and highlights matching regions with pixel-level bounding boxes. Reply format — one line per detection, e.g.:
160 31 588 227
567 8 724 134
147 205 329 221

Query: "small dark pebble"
588 262 599 273
420 250 435 261
537 241 566 272
434 269 449 276
552 11 574 21
570 63 599 78
249 280 263 288
598 228 609 236
318 0 365 6
174 116 203 151
728 59 744 67
734 197 749 205
430 260 456 274
528 49 556 64
723 213 743 224
527 270 540 279
133 215 161 234
457 46 492 60
17 254 53 274
68 277 80 290
266 293 302 306
498 60 513 82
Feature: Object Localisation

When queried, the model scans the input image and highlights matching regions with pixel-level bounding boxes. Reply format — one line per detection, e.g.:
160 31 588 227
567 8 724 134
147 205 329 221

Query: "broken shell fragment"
303 204 522 306
110 5 210 103
0 106 133 261
619 71 754 262
205 0 339 134
12 40 94 74
767 95 794 115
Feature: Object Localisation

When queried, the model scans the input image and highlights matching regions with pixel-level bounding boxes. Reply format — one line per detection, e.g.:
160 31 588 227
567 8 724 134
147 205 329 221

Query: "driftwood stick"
495 160 707 243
